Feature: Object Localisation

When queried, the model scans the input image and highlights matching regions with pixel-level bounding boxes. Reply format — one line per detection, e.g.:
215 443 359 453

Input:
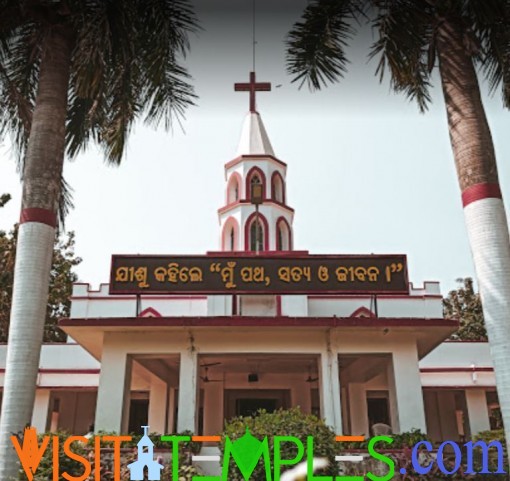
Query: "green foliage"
221 407 339 481
444 277 488 341
96 429 201 452
474 428 506 445
389 429 429 449
0 226 81 342
119 449 200 481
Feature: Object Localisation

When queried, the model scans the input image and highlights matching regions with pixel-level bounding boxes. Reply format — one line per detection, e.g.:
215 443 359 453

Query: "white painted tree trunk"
0 222 55 480
464 197 510 452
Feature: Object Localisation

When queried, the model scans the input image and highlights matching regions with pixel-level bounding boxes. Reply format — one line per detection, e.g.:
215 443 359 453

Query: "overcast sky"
1 0 509 294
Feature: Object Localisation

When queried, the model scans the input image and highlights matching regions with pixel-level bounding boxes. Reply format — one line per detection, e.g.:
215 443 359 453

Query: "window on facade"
250 219 264 252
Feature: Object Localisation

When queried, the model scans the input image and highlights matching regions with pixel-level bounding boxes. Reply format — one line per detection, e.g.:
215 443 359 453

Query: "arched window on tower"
250 218 264 252
250 174 261 199
246 167 266 202
276 218 291 251
230 228 235 251
227 174 240 204
222 217 239 251
271 172 285 203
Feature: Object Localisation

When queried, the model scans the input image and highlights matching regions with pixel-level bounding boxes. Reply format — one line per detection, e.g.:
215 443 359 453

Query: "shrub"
221 407 339 481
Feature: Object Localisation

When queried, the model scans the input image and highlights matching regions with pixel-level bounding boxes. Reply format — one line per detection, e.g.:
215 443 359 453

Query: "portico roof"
60 316 457 361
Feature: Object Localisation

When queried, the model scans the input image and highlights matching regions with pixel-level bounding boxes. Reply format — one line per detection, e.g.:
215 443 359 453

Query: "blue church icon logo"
127 426 164 480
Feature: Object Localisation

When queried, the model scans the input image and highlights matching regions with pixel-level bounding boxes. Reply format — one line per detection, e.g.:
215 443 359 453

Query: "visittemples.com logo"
12 425 506 481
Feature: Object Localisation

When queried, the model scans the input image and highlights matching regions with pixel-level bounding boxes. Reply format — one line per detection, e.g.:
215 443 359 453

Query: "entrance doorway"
129 398 149 433
225 389 290 419
367 391 391 432
236 398 278 417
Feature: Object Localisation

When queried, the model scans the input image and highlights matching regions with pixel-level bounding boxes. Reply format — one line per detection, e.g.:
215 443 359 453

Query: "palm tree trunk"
437 17 510 452
0 25 72 480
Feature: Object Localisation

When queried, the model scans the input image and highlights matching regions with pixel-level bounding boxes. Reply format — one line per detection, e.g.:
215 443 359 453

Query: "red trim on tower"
225 154 287 171
20 208 57 228
276 216 293 251
271 171 286 204
462 183 502 207
226 172 243 204
246 166 267 200
218 199 294 215
221 216 240 251
244 211 270 251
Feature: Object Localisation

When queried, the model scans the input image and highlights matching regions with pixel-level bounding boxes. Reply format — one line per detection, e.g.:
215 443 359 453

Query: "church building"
0 73 500 458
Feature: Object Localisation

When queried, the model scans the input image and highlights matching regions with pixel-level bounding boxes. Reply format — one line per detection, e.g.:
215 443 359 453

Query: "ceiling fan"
200 366 223 383
201 362 222 368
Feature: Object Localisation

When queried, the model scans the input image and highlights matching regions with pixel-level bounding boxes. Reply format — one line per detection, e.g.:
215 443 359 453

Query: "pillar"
148 376 168 434
349 383 369 436
31 389 51 432
466 389 491 435
391 345 427 433
177 349 198 432
319 349 342 433
95 347 132 433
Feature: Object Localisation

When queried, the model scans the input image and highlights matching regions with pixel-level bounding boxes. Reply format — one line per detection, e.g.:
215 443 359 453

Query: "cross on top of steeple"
234 71 271 113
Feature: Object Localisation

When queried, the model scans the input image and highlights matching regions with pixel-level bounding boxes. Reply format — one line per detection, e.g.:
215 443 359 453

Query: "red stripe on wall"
462 183 502 207
20 208 57 227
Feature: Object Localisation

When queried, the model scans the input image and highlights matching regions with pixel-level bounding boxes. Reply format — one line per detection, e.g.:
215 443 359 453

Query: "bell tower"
218 72 294 252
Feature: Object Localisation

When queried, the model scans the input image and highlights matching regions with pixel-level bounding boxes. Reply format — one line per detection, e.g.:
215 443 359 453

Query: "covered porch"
61 315 455 436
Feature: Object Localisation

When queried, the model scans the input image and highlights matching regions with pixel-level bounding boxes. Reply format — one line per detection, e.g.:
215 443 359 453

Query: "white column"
31 389 51 432
319 349 342 433
349 383 368 436
95 346 132 433
177 349 198 432
148 376 168 434
391 345 427 433
203 382 224 435
466 389 491 435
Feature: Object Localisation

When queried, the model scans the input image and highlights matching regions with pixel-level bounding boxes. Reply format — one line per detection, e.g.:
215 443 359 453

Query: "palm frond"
67 0 198 164
369 0 434 112
0 17 40 167
137 0 199 130
57 176 74 231
286 0 360 91
469 0 510 109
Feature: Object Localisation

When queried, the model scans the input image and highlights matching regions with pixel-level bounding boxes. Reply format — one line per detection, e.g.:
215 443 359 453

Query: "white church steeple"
218 71 294 252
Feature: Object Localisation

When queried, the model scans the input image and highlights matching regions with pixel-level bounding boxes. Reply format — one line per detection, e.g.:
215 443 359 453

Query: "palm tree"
0 0 198 478
287 0 510 449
